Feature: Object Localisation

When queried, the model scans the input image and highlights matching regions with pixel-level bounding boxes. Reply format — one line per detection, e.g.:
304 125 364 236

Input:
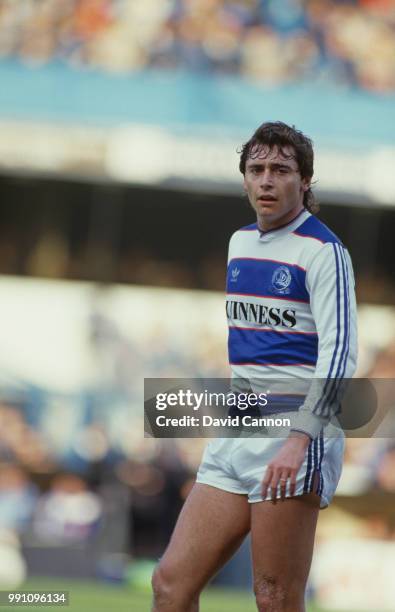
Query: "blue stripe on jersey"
227 258 309 303
229 394 305 415
338 246 351 379
263 404 302 415
337 249 352 416
293 215 343 245
313 244 351 418
335 246 350 379
327 246 350 416
228 327 318 366
323 245 350 417
325 245 351 414
260 394 305 416
239 223 258 232
313 243 342 417
343 251 351 376
264 394 305 414
267 394 305 405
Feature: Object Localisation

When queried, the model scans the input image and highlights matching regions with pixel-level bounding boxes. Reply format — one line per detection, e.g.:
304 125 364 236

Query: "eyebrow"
247 161 294 170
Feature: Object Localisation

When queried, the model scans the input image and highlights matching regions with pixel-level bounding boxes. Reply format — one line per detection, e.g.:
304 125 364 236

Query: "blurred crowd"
0 397 202 564
0 0 394 92
0 227 227 290
0 304 227 574
1 403 395 564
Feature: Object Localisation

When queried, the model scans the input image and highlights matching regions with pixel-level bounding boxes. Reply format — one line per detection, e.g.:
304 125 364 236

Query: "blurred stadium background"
0 0 395 610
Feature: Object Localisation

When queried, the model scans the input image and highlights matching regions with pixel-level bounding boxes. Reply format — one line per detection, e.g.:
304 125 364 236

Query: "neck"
257 205 304 232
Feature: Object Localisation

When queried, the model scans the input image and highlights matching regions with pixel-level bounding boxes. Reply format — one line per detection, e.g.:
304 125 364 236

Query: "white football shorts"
196 430 344 509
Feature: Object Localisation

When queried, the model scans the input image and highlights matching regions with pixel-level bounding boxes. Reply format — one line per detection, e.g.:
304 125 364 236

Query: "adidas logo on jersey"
231 266 240 282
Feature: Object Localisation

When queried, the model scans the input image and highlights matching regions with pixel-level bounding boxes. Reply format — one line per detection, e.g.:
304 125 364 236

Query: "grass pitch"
0 579 258 612
0 577 359 611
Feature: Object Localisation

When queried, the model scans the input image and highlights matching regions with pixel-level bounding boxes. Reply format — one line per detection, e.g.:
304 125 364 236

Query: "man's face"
243 144 310 231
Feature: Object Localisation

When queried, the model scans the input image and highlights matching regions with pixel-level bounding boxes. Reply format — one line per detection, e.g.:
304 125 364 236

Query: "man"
152 122 357 611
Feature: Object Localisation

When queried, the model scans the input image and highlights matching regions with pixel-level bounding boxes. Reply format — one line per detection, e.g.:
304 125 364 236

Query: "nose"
259 168 274 188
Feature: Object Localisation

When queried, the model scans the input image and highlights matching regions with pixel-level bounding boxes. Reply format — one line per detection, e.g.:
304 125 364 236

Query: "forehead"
246 144 298 167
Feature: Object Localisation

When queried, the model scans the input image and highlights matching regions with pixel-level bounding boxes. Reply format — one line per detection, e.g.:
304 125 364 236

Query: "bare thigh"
157 482 250 595
251 493 320 609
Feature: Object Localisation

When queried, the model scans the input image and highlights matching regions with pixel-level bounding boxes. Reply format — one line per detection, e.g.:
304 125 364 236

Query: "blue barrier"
1 61 395 149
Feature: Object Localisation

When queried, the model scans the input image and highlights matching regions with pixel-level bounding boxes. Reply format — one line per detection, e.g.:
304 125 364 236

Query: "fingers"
273 470 289 502
270 468 282 503
289 472 297 498
261 467 295 502
261 441 308 502
279 474 288 501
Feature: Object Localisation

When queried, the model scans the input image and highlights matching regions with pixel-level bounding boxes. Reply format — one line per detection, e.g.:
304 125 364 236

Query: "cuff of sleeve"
290 411 324 440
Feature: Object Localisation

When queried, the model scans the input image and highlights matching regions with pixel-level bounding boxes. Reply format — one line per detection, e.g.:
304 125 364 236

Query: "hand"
261 432 311 502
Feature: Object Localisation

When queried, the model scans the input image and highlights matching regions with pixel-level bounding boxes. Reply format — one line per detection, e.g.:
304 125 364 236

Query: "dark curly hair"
239 121 318 214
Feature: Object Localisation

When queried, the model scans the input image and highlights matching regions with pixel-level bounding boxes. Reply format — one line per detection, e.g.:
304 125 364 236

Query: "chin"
258 210 277 220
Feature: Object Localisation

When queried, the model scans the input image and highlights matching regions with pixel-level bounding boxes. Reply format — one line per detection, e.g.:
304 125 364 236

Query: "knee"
254 574 304 612
152 562 199 608
254 573 285 611
152 563 174 603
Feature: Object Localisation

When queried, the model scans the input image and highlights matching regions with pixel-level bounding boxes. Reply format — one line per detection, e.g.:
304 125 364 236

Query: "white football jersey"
226 209 358 439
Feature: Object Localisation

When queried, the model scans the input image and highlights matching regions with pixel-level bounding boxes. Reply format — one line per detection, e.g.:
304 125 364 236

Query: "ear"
243 176 248 192
301 177 311 192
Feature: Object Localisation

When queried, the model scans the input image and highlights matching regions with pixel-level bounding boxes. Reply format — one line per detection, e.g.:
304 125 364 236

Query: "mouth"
257 195 277 203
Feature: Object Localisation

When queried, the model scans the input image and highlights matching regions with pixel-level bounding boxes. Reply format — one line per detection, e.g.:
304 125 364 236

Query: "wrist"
288 430 311 447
